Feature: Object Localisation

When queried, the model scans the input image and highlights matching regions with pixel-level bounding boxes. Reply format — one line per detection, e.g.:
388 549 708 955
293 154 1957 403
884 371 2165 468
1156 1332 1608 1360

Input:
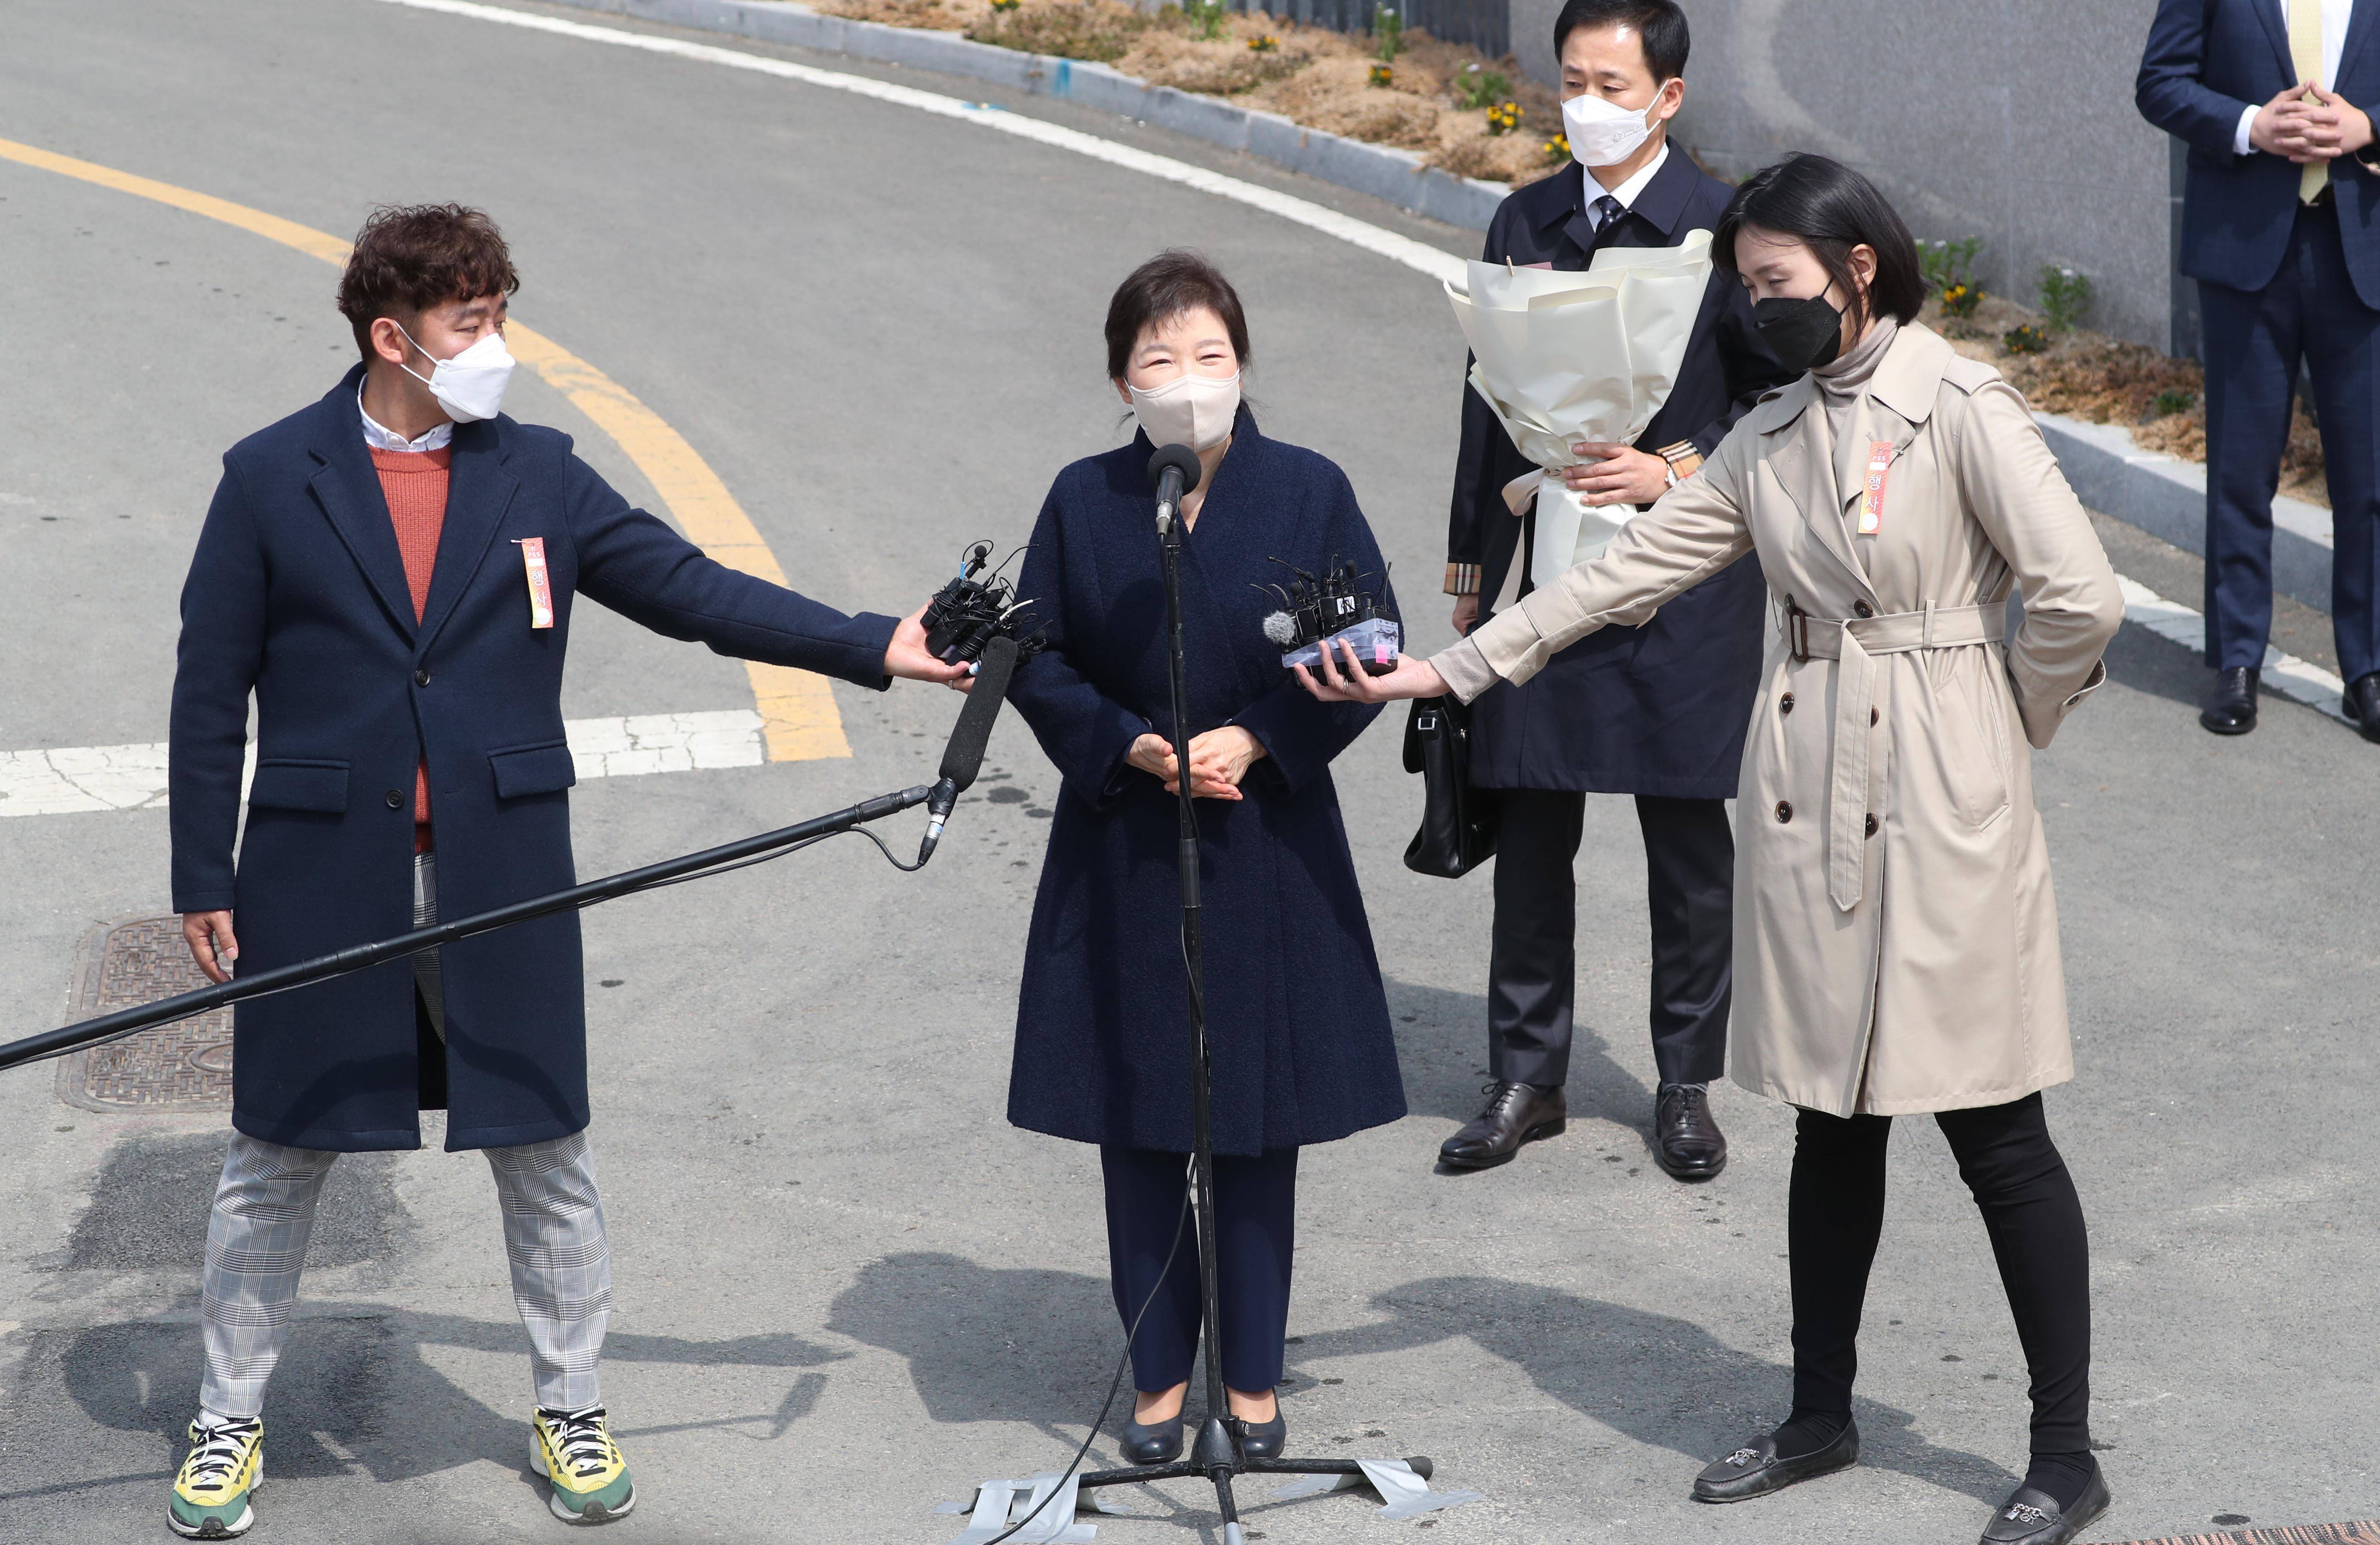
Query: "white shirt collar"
1587 141 1670 222
358 386 453 453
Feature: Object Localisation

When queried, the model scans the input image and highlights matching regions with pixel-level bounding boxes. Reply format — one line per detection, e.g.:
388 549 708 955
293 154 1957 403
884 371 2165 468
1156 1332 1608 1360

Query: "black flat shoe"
1979 1466 2111 1544
2345 672 2380 744
1438 1081 1566 1170
1654 1083 1727 1181
1119 1413 1182 1464
2200 666 2259 735
1232 1411 1286 1460
1690 1422 1859 1502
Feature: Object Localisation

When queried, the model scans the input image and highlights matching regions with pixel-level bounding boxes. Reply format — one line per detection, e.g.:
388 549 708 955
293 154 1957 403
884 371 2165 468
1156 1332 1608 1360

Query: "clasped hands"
2252 81 2376 163
1129 727 1267 800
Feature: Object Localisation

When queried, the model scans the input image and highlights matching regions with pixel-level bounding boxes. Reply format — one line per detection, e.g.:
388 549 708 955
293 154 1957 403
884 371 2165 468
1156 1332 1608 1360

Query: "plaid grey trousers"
198 853 612 1418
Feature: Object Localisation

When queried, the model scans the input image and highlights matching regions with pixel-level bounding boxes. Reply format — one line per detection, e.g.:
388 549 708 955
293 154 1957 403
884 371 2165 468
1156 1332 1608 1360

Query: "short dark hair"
337 204 521 360
1714 154 1926 333
1553 0 1689 79
1104 250 1251 380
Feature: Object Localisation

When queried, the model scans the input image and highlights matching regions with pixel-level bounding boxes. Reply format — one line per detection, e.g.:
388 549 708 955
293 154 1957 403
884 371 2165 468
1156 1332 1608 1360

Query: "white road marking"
372 0 1470 286
0 710 764 818
2116 576 2350 725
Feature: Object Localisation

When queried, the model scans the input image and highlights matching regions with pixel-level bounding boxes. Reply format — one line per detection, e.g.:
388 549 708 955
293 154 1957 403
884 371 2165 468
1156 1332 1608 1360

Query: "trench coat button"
1865 813 1878 838
1775 801 1793 823
1780 692 1795 714
1854 600 1875 617
1871 706 1879 725
385 789 405 809
414 668 432 687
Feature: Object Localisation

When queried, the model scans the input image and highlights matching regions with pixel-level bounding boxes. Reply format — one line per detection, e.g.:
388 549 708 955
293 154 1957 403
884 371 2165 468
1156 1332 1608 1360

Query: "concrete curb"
543 0 1511 230
2036 411 2334 614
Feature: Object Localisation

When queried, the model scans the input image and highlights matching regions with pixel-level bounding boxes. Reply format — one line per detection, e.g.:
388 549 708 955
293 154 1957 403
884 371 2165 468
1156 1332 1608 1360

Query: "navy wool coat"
1004 412 1407 1156
171 368 899 1153
1448 150 1796 796
2138 0 2380 306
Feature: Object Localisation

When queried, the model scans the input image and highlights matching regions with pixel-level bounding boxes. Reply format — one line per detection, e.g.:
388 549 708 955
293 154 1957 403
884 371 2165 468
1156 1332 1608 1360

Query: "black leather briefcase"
1401 695 1499 879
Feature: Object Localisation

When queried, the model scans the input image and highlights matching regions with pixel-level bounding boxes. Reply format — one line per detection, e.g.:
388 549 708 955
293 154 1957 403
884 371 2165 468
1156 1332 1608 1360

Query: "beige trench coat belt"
1780 598 2008 913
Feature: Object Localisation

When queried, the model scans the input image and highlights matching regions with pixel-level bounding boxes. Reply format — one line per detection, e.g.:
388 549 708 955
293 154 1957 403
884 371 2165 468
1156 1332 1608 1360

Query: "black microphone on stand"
918 634 1020 866
1149 443 1203 535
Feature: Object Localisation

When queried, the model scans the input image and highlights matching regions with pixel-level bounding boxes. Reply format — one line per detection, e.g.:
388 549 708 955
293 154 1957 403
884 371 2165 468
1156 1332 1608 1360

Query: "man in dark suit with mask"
1438 0 1791 1179
2139 0 2380 737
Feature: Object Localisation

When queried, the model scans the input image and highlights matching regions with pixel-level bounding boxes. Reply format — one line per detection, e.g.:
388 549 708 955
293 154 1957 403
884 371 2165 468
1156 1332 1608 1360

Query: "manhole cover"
55 916 231 1113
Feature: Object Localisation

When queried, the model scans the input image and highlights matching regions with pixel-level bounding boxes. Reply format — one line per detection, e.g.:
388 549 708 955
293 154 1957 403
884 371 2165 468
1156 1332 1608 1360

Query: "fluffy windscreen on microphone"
1147 443 1203 497
937 635 1019 793
1261 611 1299 646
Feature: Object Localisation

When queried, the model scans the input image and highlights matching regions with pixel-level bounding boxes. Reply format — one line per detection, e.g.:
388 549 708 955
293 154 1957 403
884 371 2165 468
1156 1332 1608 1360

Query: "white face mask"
1128 370 1241 452
1563 87 1666 169
396 322 516 423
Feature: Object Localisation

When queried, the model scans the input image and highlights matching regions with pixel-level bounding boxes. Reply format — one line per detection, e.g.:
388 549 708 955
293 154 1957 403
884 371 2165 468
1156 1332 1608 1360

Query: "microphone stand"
1044 455 1433 1543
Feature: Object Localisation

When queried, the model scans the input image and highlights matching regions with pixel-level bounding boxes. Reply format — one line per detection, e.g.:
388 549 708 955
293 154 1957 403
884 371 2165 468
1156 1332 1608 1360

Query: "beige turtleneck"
1810 313 1901 509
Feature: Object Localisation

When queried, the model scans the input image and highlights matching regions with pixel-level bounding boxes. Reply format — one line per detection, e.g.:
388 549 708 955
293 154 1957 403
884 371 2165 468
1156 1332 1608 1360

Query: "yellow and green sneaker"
169 1414 262 1539
531 1405 635 1524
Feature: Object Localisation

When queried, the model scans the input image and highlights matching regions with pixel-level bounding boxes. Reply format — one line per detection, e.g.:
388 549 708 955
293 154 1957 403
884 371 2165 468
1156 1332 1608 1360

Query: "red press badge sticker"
517 538 555 629
1858 440 1894 535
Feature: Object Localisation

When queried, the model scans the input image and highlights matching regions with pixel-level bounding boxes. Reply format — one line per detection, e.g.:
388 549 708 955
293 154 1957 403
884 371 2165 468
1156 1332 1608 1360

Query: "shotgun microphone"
918 634 1019 866
1149 444 1203 535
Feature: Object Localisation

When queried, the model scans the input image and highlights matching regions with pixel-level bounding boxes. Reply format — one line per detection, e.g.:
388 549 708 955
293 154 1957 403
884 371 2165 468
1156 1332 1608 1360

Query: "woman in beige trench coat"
1307 156 2123 1545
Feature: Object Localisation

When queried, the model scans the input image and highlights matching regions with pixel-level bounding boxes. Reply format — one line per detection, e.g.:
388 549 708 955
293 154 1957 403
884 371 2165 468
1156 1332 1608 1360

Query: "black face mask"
1752 294 1846 373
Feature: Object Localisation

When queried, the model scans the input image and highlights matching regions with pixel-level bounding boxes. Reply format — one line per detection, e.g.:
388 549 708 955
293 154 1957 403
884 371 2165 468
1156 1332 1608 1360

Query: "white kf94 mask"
397 323 516 423
1129 370 1241 452
1563 88 1666 169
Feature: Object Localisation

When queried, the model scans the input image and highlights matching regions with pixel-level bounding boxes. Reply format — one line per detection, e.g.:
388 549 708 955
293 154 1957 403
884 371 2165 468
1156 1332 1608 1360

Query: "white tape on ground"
0 710 764 818
2117 576 2349 724
372 0 1467 286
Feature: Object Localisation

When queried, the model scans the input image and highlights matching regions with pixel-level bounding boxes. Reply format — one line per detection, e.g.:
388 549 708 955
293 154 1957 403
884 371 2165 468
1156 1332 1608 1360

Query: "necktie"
1591 194 1624 233
2289 0 2329 203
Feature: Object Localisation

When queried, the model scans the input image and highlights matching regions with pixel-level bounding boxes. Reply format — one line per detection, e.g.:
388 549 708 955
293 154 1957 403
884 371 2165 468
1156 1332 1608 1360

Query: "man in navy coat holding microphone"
163 204 964 1537
1439 0 1790 1179
2139 0 2380 737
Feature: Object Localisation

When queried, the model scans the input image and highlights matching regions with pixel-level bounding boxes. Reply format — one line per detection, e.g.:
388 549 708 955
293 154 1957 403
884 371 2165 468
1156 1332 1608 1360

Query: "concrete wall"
1509 0 2181 352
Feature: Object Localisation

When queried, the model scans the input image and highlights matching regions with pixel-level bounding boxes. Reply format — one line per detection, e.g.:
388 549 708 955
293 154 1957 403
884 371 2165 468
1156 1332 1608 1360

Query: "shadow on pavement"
1387 979 1656 1149
1288 1274 2021 1508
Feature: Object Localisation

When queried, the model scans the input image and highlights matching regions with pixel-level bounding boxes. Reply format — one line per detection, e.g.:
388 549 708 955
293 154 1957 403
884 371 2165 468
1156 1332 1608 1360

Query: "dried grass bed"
812 0 1565 183
1935 292 2328 508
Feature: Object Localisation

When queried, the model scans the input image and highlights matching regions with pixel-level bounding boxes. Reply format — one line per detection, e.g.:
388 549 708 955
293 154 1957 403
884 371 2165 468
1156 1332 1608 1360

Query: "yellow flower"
1369 62 1393 86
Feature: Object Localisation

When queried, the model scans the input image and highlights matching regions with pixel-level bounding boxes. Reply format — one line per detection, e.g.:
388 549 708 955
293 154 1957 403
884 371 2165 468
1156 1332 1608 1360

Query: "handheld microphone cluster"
1149 444 1202 534
1256 555 1402 677
923 541 1047 665
918 634 1020 866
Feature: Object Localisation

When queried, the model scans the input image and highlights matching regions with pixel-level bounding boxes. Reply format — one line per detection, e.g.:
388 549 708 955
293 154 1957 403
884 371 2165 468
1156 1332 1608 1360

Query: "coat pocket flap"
488 740 578 799
247 758 350 813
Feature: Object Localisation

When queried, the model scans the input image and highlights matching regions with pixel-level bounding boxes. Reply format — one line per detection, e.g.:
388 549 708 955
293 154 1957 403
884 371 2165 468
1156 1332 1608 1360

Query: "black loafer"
2199 666 2259 735
1119 1414 1182 1464
1233 1409 1286 1460
1654 1083 1727 1181
1690 1423 1858 1502
2345 672 2380 744
1979 1467 2111 1544
1438 1081 1566 1170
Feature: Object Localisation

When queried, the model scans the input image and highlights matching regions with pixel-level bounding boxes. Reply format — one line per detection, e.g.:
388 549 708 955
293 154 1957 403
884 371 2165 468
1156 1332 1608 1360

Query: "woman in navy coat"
1005 253 1406 1463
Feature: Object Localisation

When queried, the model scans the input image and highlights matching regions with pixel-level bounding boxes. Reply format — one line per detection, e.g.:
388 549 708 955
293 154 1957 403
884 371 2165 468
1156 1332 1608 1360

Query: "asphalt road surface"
0 3 2374 1542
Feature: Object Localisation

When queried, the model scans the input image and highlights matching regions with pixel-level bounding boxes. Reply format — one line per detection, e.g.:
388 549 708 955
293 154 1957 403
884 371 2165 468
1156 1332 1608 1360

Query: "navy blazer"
1449 150 1793 796
170 368 899 1152
1003 411 1406 1155
2138 0 2380 305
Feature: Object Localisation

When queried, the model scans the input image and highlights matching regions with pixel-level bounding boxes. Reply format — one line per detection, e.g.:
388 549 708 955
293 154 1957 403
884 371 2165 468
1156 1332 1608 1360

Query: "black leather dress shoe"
1232 1408 1286 1460
2345 672 2380 744
2199 666 2260 735
1690 1423 1859 1502
1978 1467 2110 1544
1119 1413 1182 1464
1654 1083 1727 1181
1438 1081 1565 1170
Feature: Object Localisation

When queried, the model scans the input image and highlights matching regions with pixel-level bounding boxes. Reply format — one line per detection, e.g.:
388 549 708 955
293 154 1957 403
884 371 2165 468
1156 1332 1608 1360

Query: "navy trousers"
2200 199 2380 682
1100 1145 1297 1395
1487 792 1733 1089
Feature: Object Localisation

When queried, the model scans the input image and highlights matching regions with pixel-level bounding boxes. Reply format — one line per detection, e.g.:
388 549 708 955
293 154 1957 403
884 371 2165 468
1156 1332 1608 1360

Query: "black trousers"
1101 1145 1298 1395
1487 790 1731 1088
1789 1093 2091 1456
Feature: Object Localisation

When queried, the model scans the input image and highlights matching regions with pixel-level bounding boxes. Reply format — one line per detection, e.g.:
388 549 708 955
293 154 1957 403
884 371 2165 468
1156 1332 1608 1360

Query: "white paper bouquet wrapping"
1447 229 1714 606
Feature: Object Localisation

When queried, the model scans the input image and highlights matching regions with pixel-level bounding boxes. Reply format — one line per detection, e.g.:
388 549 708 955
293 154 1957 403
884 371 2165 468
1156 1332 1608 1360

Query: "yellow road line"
0 135 849 762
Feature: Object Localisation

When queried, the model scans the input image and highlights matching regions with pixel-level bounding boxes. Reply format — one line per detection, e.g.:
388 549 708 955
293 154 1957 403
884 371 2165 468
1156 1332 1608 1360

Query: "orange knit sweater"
369 445 450 850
